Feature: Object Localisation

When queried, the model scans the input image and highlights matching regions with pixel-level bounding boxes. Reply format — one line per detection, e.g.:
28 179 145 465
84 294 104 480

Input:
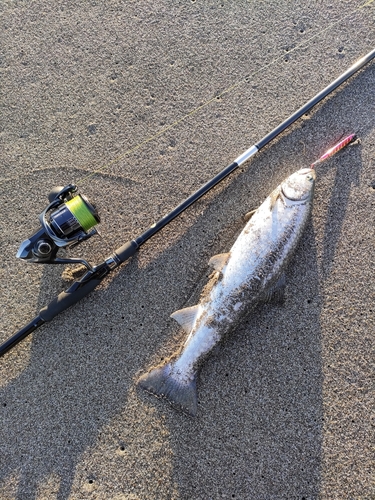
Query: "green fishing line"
65 195 97 231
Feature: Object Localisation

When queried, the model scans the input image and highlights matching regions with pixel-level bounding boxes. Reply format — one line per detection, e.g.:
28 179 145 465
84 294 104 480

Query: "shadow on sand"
0 70 366 498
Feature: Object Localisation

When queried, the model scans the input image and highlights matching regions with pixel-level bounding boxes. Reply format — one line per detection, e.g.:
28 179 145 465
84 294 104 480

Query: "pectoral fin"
261 273 286 304
243 209 257 222
170 305 201 333
269 187 281 210
208 253 230 272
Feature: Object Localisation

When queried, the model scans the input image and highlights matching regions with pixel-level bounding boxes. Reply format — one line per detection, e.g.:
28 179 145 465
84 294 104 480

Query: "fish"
138 167 316 416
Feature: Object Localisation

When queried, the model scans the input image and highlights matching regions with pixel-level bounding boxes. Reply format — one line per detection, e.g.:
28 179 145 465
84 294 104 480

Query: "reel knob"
34 240 53 257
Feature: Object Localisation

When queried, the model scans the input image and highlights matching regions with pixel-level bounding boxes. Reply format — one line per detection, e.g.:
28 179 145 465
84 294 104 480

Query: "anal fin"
261 273 286 304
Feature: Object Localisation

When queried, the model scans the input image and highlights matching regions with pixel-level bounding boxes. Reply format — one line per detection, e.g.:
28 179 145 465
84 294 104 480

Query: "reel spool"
17 185 100 269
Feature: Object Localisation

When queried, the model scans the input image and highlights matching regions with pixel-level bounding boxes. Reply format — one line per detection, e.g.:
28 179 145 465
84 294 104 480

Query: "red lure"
311 133 356 167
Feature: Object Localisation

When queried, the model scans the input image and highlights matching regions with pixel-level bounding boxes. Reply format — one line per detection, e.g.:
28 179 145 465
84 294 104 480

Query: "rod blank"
1 48 375 357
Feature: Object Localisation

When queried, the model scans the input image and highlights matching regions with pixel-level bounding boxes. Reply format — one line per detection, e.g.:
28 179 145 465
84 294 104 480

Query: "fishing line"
0 0 373 188
74 0 374 186
1 46 374 356
64 195 98 232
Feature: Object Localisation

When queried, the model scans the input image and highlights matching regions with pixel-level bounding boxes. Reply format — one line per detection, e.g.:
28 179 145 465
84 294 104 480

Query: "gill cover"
281 168 315 202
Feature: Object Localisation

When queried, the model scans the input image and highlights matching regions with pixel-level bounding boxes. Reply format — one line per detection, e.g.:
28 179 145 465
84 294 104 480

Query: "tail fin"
137 363 197 416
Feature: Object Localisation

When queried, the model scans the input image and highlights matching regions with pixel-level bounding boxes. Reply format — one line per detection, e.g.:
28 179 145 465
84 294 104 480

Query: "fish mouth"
298 167 316 177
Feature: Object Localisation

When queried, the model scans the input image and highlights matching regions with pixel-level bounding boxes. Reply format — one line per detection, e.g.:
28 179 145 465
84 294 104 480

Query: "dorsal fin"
208 253 230 272
170 305 201 333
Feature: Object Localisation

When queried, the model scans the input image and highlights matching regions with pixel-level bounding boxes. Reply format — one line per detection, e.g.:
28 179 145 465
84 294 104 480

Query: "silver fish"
138 167 316 415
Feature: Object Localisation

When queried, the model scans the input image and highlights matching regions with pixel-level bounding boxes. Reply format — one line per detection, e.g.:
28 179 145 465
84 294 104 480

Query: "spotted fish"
138 167 316 415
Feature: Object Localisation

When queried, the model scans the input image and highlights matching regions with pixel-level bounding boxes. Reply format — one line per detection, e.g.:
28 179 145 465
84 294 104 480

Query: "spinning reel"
17 184 100 270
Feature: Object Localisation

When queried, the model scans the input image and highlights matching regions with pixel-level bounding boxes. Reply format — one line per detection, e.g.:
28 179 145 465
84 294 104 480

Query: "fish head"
280 168 315 203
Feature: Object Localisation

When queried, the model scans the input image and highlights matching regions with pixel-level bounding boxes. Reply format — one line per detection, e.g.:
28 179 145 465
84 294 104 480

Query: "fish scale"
138 167 316 416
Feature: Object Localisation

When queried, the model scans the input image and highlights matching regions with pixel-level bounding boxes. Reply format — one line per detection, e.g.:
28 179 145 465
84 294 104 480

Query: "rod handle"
0 277 102 356
39 278 103 322
0 316 45 357
114 240 139 263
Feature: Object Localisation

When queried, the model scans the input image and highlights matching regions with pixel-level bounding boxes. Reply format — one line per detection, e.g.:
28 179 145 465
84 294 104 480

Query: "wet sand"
1 1 374 499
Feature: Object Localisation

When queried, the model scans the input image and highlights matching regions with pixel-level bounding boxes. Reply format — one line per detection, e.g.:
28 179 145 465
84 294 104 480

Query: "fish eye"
306 174 313 181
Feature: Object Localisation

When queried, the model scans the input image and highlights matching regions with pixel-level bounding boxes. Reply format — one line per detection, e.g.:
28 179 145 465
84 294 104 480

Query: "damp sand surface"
0 2 374 499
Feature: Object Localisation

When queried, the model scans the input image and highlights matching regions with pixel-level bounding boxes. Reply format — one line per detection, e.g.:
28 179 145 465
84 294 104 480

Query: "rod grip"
0 316 45 357
39 278 102 322
114 240 139 263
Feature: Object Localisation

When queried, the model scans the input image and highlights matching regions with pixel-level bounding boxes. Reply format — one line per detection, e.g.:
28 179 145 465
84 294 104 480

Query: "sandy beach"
1 1 374 498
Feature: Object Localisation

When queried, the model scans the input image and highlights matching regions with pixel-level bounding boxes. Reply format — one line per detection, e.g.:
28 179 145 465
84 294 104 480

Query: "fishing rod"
1 48 374 357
